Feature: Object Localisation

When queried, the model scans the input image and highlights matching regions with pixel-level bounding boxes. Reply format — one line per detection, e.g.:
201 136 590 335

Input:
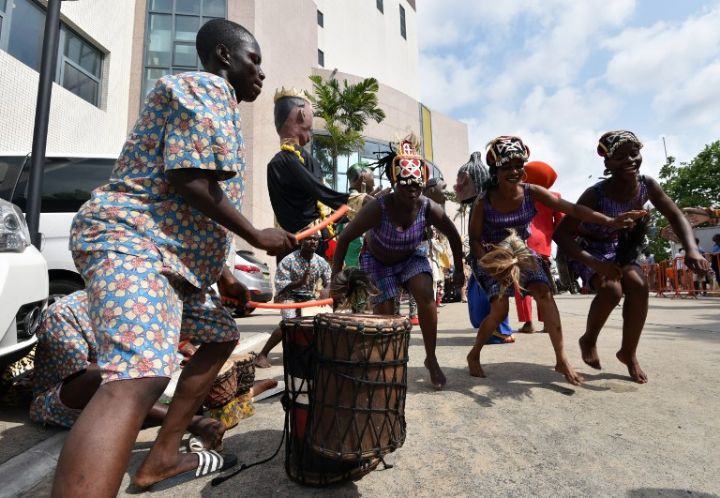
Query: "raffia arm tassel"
479 229 538 295
332 268 380 313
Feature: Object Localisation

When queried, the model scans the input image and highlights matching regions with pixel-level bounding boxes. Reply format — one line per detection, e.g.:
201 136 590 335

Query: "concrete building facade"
0 0 135 156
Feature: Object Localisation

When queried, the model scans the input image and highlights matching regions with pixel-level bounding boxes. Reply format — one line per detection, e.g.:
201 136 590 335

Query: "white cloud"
652 60 720 132
418 0 720 206
419 54 484 113
603 5 720 92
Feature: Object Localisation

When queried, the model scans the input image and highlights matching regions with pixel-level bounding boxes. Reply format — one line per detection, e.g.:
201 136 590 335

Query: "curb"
0 432 66 498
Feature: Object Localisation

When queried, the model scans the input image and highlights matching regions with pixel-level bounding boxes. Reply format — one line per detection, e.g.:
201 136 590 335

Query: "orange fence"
640 252 719 298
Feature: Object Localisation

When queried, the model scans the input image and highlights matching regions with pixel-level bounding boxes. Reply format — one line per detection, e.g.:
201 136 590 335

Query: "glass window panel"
7 0 45 71
147 13 172 66
144 67 168 97
175 15 199 42
203 0 225 17
0 16 4 41
337 174 348 193
173 43 197 67
64 31 101 77
0 0 6 12
148 0 172 12
176 0 200 15
62 62 99 105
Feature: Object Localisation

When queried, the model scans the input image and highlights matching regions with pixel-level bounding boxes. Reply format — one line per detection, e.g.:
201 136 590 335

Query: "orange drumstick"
222 296 334 309
295 204 349 241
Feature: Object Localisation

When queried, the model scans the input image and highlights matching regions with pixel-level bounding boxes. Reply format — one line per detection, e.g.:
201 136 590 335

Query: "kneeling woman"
467 136 640 385
332 136 464 390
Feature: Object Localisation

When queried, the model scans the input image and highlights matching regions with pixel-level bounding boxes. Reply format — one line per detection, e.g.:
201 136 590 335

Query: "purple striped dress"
472 184 550 298
360 195 432 304
572 176 649 287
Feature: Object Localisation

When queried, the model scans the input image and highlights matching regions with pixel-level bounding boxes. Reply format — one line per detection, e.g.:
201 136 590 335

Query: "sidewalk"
5 295 720 497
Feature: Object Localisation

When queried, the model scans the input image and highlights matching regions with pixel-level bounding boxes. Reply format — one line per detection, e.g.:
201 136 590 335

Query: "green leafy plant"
309 73 386 185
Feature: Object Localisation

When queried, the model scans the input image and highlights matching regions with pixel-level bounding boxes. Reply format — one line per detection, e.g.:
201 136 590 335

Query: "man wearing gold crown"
267 87 353 260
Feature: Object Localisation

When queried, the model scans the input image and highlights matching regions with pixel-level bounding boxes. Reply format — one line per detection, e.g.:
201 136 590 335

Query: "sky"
417 0 720 203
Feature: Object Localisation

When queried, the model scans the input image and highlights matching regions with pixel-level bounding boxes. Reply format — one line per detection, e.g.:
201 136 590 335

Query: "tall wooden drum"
309 314 410 461
281 316 378 485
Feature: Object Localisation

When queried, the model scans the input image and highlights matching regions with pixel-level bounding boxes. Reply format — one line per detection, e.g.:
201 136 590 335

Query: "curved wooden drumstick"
222 296 334 309
295 204 348 241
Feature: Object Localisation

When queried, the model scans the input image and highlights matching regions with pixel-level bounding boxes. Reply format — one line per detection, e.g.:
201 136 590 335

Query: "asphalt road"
5 295 720 498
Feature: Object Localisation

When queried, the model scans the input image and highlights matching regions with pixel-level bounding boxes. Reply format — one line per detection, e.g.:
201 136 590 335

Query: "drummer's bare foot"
466 351 485 378
579 334 601 370
616 349 648 384
188 417 225 450
132 452 201 489
254 354 272 368
424 357 446 390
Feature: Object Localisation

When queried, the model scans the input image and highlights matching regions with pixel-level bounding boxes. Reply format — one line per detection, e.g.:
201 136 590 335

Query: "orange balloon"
524 161 557 189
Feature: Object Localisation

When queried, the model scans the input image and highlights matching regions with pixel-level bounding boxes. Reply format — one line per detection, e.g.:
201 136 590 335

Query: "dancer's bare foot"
616 350 648 384
254 354 272 368
424 357 446 390
579 334 601 370
555 359 584 385
466 352 485 378
187 417 225 450
518 322 535 333
132 452 201 489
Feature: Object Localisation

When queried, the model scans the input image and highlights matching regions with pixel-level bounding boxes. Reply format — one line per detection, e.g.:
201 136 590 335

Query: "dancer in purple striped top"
554 131 709 383
332 135 464 390
467 136 641 385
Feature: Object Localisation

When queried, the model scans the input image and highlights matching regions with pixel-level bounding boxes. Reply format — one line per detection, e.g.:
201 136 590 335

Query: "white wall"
314 0 419 101
0 0 135 156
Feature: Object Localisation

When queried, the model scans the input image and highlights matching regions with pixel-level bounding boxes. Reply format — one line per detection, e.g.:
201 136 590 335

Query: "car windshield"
11 157 115 213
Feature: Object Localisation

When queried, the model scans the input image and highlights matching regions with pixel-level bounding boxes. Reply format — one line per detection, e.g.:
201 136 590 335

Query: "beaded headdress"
597 130 643 159
486 136 530 168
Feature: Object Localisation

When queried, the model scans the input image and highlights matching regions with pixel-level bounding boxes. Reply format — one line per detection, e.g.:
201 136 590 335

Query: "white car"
0 198 48 371
0 154 116 300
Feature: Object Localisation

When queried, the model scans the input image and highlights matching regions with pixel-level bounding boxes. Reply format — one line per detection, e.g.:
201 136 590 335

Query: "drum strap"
211 409 288 486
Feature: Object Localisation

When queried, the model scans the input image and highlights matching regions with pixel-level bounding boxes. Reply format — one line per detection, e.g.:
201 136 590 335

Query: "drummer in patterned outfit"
466 136 641 386
53 20 296 497
554 130 708 384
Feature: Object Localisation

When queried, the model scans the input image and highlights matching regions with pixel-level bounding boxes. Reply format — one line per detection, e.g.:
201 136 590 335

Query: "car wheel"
49 278 85 305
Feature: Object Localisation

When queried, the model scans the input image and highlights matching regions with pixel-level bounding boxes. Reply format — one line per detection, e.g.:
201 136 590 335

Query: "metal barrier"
640 252 719 298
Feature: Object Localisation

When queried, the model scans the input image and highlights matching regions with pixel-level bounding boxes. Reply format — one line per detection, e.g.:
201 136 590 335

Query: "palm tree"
309 72 386 186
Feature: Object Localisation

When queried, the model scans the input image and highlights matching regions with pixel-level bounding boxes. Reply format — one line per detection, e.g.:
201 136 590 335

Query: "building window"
318 49 324 68
317 9 323 27
376 0 383 13
0 0 105 107
0 0 6 41
399 4 406 39
142 0 227 98
59 29 103 106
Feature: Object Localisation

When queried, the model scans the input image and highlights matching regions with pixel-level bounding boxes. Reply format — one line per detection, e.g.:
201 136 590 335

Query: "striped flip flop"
195 450 236 478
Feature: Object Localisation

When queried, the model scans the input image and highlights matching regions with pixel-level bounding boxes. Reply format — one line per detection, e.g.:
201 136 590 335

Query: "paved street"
3 295 719 498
